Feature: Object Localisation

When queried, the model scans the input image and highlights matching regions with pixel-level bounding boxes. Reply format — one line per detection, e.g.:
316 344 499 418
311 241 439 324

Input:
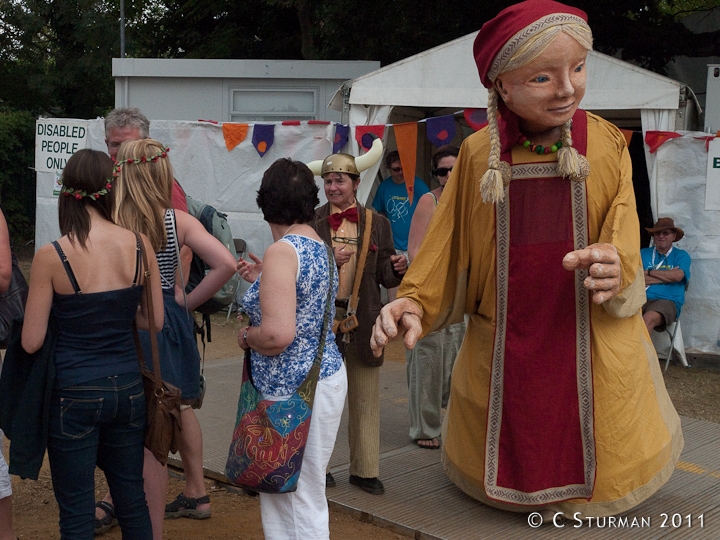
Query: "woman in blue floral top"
237 158 347 539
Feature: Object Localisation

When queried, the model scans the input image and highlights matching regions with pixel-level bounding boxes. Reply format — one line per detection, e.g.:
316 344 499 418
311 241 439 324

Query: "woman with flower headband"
22 149 164 538
111 138 236 539
371 0 682 519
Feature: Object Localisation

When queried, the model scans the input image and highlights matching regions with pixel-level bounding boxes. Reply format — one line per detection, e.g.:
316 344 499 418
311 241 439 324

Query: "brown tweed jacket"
311 202 402 367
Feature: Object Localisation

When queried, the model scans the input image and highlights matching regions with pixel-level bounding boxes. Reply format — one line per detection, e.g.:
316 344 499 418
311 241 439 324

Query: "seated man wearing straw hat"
641 217 691 334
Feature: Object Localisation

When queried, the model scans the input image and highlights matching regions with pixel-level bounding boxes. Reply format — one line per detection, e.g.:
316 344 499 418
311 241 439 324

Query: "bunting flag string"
252 124 275 157
218 110 487 155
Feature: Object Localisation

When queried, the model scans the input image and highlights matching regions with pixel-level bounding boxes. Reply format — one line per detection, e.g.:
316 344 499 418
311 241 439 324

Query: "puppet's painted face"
494 32 587 135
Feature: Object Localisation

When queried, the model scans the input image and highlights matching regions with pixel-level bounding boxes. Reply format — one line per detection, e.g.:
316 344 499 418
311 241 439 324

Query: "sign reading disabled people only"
35 119 88 174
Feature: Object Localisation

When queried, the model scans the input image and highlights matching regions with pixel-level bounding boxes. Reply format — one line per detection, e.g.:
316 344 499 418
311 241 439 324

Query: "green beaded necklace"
518 134 563 155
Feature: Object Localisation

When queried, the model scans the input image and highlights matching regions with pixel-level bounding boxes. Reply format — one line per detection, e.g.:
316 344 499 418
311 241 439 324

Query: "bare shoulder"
34 241 60 263
265 239 297 259
29 242 62 277
417 192 437 209
174 207 200 229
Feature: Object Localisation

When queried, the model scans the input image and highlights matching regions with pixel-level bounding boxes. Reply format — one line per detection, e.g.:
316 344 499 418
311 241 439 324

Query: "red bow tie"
328 207 358 230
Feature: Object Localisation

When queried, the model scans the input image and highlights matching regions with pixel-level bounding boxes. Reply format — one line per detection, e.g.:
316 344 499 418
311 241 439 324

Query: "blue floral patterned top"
242 234 343 396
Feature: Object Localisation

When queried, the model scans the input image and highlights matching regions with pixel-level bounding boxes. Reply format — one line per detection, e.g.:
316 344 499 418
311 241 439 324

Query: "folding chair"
663 281 690 372
226 239 247 320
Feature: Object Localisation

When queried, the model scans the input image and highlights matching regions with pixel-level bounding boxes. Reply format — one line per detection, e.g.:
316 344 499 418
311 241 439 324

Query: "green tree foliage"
140 0 719 71
0 107 36 243
0 0 717 241
0 0 122 118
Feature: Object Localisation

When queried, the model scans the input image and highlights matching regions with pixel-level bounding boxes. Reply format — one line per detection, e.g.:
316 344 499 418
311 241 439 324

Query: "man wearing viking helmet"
308 138 408 495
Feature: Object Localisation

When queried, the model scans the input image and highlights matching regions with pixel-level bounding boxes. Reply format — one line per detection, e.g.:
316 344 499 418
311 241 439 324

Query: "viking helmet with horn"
307 136 383 177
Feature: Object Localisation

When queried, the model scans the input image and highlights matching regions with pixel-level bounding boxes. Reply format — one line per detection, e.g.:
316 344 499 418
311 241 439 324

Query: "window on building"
230 88 318 122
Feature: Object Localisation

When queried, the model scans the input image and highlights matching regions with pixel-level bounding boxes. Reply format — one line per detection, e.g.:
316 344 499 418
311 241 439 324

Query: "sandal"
94 501 118 536
415 438 440 449
165 492 212 520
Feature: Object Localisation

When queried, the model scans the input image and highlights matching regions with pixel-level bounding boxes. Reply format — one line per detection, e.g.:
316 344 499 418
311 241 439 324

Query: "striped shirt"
157 209 179 290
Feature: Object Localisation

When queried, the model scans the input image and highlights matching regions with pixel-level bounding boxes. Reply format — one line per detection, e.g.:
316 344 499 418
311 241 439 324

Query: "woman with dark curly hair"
237 158 347 539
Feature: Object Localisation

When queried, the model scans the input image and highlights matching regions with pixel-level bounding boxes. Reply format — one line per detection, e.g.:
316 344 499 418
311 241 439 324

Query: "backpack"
184 195 239 316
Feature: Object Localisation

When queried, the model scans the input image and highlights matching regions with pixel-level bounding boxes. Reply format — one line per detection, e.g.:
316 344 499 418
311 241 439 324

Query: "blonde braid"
479 87 506 203
557 119 589 181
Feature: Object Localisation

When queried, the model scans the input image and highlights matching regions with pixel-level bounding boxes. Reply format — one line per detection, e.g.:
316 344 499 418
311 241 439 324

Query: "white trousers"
260 363 348 540
0 430 11 499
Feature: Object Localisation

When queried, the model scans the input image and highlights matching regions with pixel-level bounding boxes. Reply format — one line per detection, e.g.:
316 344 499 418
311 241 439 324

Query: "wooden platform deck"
185 356 720 539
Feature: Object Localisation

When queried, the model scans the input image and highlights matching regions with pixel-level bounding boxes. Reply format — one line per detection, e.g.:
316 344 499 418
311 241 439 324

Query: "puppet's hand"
370 298 423 357
563 243 621 304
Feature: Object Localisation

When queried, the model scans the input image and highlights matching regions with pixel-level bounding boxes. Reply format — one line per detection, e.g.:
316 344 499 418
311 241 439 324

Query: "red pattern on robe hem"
490 109 594 499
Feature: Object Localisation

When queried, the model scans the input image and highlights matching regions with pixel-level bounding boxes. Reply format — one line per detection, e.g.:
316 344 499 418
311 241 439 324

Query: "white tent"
329 32 688 205
328 34 719 354
645 133 720 355
331 32 684 126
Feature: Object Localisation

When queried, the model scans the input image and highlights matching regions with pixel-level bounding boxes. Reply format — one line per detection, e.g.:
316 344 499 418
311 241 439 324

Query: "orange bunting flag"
222 123 249 151
393 122 418 205
619 129 634 149
644 131 681 154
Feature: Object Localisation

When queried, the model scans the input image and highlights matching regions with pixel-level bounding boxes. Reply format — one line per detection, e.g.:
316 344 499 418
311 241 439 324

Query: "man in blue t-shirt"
641 217 691 334
372 151 429 302
372 150 430 254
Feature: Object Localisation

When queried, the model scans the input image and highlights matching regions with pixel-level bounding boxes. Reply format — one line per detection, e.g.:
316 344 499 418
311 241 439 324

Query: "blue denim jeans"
47 372 152 540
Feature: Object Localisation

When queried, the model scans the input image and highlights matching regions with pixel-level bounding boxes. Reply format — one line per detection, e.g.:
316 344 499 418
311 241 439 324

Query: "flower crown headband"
60 146 170 200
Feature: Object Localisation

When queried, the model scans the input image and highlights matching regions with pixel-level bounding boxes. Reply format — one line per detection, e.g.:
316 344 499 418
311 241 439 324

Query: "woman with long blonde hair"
111 138 236 538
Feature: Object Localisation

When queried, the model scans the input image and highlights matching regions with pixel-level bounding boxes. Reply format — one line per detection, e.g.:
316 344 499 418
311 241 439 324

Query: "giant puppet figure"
371 0 682 518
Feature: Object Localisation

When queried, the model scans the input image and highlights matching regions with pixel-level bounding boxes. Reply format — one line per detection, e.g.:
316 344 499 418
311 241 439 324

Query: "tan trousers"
344 345 380 478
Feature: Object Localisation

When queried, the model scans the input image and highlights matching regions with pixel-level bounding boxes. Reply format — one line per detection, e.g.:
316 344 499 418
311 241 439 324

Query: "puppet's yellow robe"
399 111 682 516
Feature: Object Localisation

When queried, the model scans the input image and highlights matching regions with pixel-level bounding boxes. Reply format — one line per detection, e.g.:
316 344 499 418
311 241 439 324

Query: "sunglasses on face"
389 166 403 173
433 167 453 177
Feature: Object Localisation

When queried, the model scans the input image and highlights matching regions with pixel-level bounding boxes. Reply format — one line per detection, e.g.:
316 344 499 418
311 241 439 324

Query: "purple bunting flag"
333 124 350 153
252 124 275 157
425 115 456 147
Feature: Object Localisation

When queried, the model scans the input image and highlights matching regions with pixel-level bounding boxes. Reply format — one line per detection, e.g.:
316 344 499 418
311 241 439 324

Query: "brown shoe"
349 475 385 495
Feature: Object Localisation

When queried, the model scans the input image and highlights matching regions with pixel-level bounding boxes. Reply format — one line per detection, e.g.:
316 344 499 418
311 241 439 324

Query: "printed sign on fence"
35 119 89 177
